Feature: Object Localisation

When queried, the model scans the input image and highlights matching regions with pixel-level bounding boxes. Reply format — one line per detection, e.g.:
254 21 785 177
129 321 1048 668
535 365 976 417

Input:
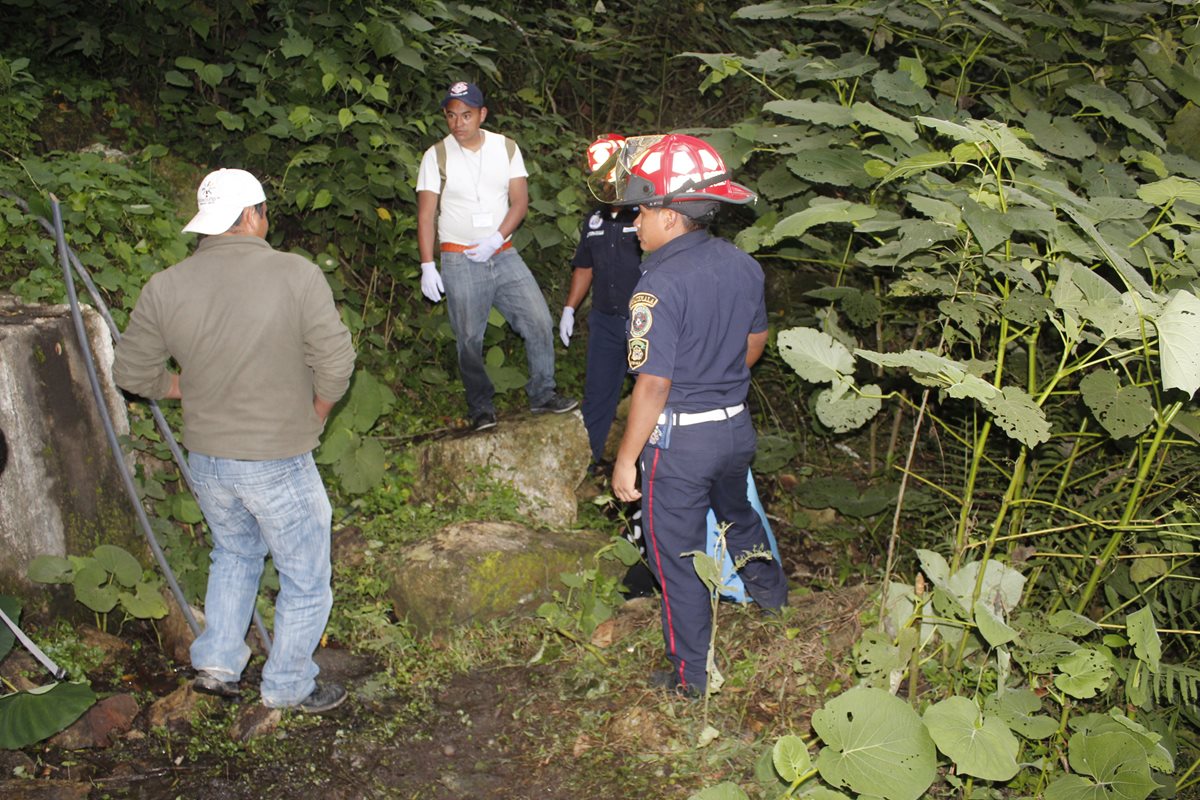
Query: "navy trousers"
639 411 788 692
582 309 630 462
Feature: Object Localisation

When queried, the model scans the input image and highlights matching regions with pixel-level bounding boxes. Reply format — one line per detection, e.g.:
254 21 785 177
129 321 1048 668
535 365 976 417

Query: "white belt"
657 403 745 427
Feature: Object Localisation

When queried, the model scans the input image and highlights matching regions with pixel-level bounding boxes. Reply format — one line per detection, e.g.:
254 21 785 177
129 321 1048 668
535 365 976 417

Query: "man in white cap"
113 168 356 713
416 80 577 432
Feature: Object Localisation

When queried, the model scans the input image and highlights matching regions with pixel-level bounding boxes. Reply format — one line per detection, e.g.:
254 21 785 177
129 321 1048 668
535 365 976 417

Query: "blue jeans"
440 248 557 417
582 309 630 462
188 451 333 707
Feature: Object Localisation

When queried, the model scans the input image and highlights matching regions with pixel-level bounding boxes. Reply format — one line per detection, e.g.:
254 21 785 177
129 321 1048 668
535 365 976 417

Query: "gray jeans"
440 247 557 416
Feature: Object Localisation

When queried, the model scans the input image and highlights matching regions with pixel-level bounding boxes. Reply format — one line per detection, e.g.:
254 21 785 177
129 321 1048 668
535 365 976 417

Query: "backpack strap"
433 134 518 196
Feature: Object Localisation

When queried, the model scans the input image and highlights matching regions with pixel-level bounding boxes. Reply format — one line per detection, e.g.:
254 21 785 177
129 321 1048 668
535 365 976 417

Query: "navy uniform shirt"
571 206 642 317
627 229 767 412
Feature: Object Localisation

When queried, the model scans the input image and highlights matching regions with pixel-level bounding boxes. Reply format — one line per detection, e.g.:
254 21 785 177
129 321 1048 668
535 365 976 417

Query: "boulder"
386 520 614 633
48 693 139 749
0 295 139 599
411 411 589 528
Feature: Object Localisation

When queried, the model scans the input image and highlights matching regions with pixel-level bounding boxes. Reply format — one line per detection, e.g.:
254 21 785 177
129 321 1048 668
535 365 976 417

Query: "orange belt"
440 240 513 254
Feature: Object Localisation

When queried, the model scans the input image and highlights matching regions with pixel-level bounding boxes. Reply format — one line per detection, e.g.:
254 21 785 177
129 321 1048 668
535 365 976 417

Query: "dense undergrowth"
2 1 1200 798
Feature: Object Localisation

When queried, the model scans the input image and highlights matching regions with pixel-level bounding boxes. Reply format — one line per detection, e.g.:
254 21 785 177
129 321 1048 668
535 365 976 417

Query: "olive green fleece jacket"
113 235 355 460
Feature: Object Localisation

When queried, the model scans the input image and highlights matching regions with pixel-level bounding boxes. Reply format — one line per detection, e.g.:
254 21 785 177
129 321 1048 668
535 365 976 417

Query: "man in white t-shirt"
416 81 577 432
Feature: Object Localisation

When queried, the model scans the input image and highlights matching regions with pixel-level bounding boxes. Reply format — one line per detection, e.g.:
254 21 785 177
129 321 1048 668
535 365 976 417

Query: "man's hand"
420 261 444 303
559 306 575 347
464 231 504 263
612 458 641 502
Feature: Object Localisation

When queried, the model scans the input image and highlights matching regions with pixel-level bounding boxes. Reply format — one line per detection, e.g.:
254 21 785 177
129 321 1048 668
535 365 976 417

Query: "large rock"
0 295 138 598
387 520 614 633
411 411 589 527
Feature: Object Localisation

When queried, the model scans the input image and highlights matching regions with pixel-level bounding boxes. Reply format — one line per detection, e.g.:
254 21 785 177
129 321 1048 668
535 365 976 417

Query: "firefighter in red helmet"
559 135 644 473
609 134 789 697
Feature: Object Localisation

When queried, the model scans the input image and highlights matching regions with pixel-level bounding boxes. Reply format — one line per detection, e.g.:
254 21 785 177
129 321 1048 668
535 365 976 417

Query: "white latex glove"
559 306 575 347
464 231 504 263
420 261 444 303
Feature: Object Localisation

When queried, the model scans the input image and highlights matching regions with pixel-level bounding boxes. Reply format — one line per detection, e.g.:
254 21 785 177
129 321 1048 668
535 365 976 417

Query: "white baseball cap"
182 168 267 235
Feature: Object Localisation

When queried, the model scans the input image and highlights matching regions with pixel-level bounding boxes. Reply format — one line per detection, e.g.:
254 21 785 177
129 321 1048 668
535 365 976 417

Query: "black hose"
51 194 202 637
6 187 273 653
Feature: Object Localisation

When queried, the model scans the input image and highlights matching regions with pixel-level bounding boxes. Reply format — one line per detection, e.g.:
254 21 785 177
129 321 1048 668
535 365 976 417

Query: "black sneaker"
470 411 497 432
193 671 241 698
297 682 347 713
531 393 579 414
649 669 704 699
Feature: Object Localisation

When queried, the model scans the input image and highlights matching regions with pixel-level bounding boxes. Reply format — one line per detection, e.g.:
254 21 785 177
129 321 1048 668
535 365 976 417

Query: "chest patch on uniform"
588 212 604 230
628 337 649 370
629 303 653 337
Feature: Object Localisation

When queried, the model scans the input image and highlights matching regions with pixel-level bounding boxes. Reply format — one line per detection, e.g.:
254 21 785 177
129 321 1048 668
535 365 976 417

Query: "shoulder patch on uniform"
629 303 653 338
628 337 649 370
588 211 604 230
629 291 658 309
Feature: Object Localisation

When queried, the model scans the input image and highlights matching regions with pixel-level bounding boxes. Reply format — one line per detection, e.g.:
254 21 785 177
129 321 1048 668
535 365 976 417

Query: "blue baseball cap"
441 81 485 109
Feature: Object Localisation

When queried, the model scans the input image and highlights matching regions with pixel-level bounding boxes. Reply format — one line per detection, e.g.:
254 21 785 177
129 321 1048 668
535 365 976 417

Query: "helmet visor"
586 135 667 205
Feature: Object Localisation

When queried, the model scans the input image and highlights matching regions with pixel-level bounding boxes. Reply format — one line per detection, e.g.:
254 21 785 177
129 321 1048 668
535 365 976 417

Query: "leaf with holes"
813 686 937 800
815 383 881 432
1126 606 1161 673
1044 731 1157 800
1055 648 1112 699
1080 370 1155 440
985 689 1059 740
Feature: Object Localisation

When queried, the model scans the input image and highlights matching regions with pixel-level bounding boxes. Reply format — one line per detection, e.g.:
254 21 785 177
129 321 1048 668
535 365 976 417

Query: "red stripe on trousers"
644 447 687 686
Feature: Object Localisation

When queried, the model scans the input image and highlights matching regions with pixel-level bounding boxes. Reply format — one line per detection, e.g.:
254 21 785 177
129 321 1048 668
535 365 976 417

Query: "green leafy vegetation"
2 0 1200 796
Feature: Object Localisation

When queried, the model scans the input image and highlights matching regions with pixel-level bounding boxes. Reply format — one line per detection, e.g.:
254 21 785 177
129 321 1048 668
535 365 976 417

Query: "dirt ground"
4 527 870 799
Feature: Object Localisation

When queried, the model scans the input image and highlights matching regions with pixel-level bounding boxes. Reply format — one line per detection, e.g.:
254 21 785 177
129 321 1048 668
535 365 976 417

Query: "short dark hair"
228 202 266 233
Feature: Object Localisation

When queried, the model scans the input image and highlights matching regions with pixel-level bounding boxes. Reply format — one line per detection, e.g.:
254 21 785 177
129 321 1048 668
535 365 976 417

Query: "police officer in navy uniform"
559 135 644 470
609 134 788 697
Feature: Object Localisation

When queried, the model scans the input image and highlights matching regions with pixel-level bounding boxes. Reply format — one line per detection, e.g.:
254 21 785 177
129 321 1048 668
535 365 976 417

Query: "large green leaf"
93 545 142 588
1072 712 1174 773
73 560 118 613
1079 370 1155 440
1137 176 1200 206
815 382 881 432
772 733 813 782
984 688 1059 740
1066 84 1166 149
787 149 874 188
761 199 877 248
923 696 1019 781
1153 289 1200 396
332 437 387 495
118 582 169 620
1051 261 1143 342
1045 732 1158 800
1055 648 1112 699
856 349 998 402
980 386 1052 448
1023 109 1097 159
1126 606 1161 673
763 98 853 126
851 102 918 142
0 682 96 749
777 327 853 385
688 783 749 800
813 686 937 800
26 555 73 584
